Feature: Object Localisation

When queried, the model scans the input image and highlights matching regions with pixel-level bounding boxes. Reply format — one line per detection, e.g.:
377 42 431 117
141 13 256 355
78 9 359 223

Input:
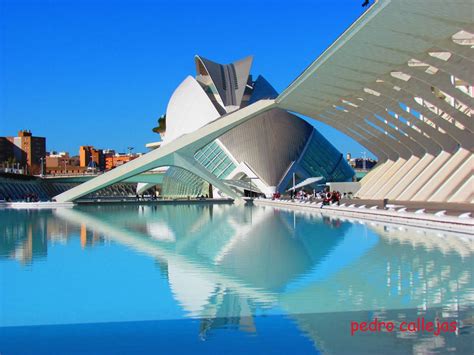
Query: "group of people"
135 193 160 201
321 190 342 207
271 192 281 200
23 193 40 202
271 188 351 207
287 189 312 201
271 187 355 207
0 192 40 203
296 190 311 201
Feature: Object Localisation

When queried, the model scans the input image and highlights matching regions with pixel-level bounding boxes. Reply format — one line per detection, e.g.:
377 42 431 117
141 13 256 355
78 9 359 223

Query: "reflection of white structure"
146 222 175 242
54 207 279 314
54 205 473 320
168 263 217 317
55 0 472 204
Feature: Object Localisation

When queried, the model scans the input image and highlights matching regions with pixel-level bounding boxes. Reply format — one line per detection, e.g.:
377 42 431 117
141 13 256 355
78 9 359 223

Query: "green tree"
152 114 166 134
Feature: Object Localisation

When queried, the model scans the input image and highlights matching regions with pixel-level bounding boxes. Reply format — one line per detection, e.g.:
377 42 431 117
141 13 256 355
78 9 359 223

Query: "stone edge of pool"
254 199 474 237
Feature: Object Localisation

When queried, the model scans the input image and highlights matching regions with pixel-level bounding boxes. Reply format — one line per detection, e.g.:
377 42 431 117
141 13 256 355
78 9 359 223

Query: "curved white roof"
163 76 221 146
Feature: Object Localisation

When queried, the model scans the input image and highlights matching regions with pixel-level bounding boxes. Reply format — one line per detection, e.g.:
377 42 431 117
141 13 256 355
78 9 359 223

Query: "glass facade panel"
298 129 354 183
162 127 352 198
194 140 236 179
161 140 236 198
161 167 209 198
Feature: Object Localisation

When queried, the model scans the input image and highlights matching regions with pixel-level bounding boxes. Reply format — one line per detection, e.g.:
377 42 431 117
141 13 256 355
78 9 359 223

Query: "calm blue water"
0 204 473 354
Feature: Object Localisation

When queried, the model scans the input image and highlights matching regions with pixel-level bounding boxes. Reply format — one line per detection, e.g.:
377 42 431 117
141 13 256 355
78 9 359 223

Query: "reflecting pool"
1 204 473 354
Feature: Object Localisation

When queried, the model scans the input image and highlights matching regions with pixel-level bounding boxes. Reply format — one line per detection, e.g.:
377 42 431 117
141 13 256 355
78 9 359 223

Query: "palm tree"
152 114 166 134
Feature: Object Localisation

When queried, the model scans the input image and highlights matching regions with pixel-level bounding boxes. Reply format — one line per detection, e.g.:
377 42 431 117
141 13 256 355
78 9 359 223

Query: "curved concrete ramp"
54 100 275 202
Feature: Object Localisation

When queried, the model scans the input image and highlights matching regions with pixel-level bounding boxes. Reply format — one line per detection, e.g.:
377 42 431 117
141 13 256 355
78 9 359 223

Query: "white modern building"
138 55 354 198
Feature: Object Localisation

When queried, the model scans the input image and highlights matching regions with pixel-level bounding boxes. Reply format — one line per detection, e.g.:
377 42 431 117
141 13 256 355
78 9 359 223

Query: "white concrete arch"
363 81 458 152
328 58 465 152
331 97 424 156
320 97 411 160
276 0 473 204
323 110 401 160
326 103 427 199
325 108 412 159
292 93 397 161
342 95 427 157
316 114 389 162
54 100 275 202
381 73 471 148
312 64 458 154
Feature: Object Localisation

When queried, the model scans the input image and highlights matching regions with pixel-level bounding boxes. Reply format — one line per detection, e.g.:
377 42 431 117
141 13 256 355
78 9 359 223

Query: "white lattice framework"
277 0 473 203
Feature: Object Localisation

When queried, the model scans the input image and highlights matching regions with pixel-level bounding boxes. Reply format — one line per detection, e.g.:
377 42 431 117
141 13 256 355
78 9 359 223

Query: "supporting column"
413 148 471 201
448 175 474 203
356 160 394 198
397 151 452 201
430 154 473 202
372 156 421 199
385 153 435 199
361 158 407 198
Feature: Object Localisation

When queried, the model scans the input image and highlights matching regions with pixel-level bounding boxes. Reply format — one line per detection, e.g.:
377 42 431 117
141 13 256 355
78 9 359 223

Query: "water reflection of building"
14 222 47 264
50 205 473 352
80 223 105 249
0 210 85 264
55 205 349 325
199 291 256 340
0 210 48 264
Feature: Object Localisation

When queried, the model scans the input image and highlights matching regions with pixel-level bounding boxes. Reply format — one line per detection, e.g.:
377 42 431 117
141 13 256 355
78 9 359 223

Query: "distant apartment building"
350 158 377 170
0 130 46 175
45 151 85 175
346 153 377 171
79 146 105 171
0 137 14 165
104 153 138 170
46 151 69 169
77 146 139 172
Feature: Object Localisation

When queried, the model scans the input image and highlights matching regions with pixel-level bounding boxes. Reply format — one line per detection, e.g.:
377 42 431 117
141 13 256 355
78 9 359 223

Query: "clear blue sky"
1 0 371 157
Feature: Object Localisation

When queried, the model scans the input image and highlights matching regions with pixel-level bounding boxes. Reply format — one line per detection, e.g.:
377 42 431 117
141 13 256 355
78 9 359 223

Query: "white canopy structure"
277 0 473 203
287 177 323 192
